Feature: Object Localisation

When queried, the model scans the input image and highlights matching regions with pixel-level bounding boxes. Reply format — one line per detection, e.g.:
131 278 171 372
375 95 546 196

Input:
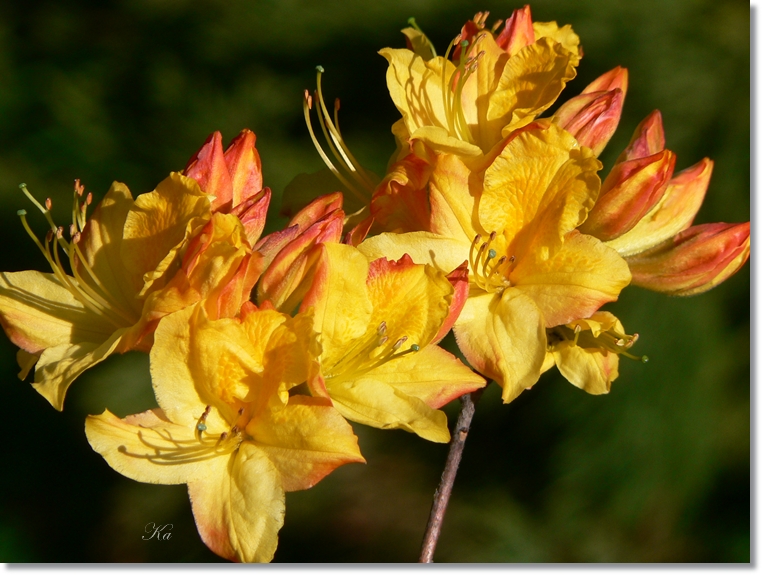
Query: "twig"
419 388 484 562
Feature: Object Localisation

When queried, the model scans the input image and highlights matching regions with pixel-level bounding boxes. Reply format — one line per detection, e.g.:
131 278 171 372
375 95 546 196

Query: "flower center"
16 181 138 328
469 231 512 293
303 67 376 205
325 320 421 385
118 405 247 466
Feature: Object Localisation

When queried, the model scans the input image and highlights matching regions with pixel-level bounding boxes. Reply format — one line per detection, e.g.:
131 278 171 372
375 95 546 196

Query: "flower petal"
453 289 546 402
249 394 364 492
358 231 469 275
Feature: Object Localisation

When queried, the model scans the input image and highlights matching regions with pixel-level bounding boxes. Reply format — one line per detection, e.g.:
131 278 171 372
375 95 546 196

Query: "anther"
377 336 388 346
392 336 408 351
46 229 53 243
377 321 387 336
86 193 92 205
509 255 515 263
491 19 504 33
615 338 626 347
489 231 496 242
238 407 244 416
219 432 228 441
56 227 64 239
71 232 81 244
231 425 239 435
304 89 313 108
69 224 77 237
45 198 52 211
334 98 340 112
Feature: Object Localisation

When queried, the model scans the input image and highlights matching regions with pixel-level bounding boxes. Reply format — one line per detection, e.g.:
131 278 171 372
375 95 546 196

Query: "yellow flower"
299 242 485 442
359 121 631 402
381 6 580 158
0 175 210 409
86 303 364 563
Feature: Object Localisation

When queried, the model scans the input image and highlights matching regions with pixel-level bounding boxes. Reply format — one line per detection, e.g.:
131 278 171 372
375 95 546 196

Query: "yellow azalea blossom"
381 6 580 159
543 311 646 395
0 172 260 410
86 302 364 563
359 121 631 402
300 242 485 442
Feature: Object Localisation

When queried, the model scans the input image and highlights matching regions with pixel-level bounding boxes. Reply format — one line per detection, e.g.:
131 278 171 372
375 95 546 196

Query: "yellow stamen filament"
406 17 438 57
551 324 648 363
17 183 138 328
303 67 375 204
469 232 511 293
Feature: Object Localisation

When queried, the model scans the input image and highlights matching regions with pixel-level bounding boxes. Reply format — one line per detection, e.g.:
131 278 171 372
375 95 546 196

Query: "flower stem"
419 388 484 563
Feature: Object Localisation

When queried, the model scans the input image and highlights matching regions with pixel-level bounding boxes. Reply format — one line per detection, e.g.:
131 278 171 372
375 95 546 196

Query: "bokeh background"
0 0 750 563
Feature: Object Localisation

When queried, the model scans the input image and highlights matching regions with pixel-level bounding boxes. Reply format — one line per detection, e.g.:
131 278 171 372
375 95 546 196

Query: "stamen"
406 17 438 57
45 198 52 211
392 336 408 351
377 321 387 336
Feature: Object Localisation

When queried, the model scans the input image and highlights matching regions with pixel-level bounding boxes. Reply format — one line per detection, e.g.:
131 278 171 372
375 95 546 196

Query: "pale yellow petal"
328 377 451 443
85 408 223 485
358 231 469 274
33 328 125 410
453 289 546 403
511 231 631 327
300 243 373 369
552 345 619 395
250 395 364 492
366 344 485 409
0 270 114 353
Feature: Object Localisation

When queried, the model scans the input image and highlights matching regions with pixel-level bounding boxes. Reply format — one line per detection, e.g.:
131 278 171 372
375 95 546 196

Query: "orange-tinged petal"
184 131 234 212
299 243 373 370
495 5 535 56
327 375 451 443
553 88 624 156
453 289 546 402
511 230 631 327
122 172 211 296
627 221 750 296
580 149 676 241
223 129 264 208
617 110 665 162
230 187 271 247
0 270 114 353
605 158 713 257
433 260 469 343
249 395 364 492
365 344 485 409
582 66 629 94
370 152 432 233
187 442 284 563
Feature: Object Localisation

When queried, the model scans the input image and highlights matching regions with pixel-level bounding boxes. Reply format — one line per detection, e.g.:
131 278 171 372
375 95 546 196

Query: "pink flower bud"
618 110 665 162
627 222 750 296
580 149 676 241
554 88 625 156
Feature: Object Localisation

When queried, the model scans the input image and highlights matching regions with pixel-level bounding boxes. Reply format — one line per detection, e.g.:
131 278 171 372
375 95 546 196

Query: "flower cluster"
0 5 748 563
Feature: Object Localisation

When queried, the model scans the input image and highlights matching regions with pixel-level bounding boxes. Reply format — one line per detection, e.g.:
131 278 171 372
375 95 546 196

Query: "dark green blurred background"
0 0 749 563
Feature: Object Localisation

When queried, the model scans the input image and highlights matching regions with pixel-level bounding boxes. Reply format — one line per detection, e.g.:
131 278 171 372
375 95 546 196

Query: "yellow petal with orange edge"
511 231 631 327
489 37 578 133
187 442 284 563
122 172 211 296
85 408 226 484
552 345 619 395
453 288 546 403
365 254 453 350
299 243 373 370
33 328 126 410
481 123 600 257
0 270 115 353
76 182 144 316
249 395 364 492
365 344 485 409
327 376 451 443
358 231 468 275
